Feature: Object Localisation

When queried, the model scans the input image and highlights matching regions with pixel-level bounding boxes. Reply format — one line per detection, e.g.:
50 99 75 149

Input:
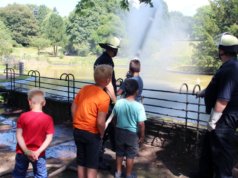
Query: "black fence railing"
2 68 209 131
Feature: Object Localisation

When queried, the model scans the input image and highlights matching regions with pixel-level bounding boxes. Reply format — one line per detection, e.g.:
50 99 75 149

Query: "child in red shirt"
13 88 54 178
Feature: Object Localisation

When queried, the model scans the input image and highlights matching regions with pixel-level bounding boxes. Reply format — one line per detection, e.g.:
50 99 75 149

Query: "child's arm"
33 134 53 160
16 128 35 161
97 112 107 138
71 102 77 119
138 122 145 144
105 82 117 103
16 128 29 154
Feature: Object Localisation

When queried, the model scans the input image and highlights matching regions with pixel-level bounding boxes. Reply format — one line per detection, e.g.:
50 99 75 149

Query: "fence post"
68 74 75 99
179 83 189 128
5 63 8 79
28 70 41 88
19 62 24 76
192 84 202 158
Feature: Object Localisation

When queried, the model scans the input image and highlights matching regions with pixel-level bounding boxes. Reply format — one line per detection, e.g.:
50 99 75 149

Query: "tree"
66 0 124 55
192 0 238 69
120 0 153 10
0 20 13 56
30 37 51 55
192 6 220 68
28 5 52 29
0 4 38 46
43 12 66 56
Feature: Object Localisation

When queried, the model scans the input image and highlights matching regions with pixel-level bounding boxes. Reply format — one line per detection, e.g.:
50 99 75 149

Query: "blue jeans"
13 154 47 178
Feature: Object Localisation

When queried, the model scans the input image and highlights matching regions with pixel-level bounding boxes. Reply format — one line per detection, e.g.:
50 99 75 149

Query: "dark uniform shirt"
205 58 238 115
94 52 116 93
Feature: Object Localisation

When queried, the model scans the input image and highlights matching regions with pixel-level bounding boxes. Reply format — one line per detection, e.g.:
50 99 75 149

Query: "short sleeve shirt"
120 76 144 101
205 58 238 114
16 111 54 156
73 85 110 134
113 99 146 133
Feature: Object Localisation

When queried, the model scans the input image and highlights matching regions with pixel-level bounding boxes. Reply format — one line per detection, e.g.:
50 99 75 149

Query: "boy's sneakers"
115 172 122 178
115 172 137 178
126 173 137 178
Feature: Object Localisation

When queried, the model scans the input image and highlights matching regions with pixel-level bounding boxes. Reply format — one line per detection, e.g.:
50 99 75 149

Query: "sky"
0 0 209 17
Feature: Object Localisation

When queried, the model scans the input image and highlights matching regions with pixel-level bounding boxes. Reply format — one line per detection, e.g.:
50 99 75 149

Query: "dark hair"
129 60 141 73
125 79 139 97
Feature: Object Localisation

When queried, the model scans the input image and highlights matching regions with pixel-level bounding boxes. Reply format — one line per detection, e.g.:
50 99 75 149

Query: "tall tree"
43 12 66 56
192 6 220 68
0 4 38 46
66 0 124 55
192 0 238 69
0 20 13 56
30 37 51 55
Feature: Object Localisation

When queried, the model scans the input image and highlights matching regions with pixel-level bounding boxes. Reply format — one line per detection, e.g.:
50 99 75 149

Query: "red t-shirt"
16 111 54 156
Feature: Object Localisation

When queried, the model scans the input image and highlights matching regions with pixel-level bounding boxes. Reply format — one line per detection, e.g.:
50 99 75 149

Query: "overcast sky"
0 0 209 17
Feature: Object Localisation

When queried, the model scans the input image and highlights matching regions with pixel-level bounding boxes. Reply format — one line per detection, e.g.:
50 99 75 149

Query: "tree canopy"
0 20 13 56
43 12 66 56
192 0 238 69
0 4 38 46
66 0 124 55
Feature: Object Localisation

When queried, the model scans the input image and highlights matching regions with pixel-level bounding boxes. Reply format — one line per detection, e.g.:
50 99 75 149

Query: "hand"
32 150 41 161
24 150 36 162
207 109 223 131
196 89 206 98
139 136 144 144
233 167 238 178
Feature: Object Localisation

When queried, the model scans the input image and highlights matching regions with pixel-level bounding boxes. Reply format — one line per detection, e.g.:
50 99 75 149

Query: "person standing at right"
196 33 238 178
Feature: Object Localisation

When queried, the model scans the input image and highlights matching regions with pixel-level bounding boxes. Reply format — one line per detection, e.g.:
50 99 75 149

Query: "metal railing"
1 68 209 130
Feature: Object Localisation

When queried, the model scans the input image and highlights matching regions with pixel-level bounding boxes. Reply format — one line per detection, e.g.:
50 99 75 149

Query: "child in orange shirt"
71 65 113 178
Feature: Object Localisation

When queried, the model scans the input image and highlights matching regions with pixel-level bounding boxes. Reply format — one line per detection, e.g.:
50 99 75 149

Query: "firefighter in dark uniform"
196 33 238 178
94 36 120 169
94 36 120 103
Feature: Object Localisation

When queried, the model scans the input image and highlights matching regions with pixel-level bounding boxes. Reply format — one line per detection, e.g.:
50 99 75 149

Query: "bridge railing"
2 68 209 131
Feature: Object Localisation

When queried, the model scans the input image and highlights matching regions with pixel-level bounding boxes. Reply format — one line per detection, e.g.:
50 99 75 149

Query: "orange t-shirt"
73 85 110 134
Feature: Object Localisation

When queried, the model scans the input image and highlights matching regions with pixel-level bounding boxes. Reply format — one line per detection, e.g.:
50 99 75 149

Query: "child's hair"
94 65 113 84
28 88 45 105
125 79 139 97
129 59 141 73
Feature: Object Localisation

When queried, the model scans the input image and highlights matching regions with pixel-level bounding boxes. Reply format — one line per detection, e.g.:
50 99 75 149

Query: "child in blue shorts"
113 79 146 178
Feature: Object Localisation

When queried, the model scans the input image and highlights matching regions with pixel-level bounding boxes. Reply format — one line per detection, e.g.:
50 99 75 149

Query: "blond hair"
94 65 113 84
28 88 45 105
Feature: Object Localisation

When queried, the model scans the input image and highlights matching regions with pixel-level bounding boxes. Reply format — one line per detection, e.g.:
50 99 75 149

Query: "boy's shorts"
74 128 101 169
13 153 47 178
115 128 139 159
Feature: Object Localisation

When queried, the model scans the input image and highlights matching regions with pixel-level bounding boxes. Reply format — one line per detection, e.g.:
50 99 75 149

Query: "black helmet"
218 33 238 54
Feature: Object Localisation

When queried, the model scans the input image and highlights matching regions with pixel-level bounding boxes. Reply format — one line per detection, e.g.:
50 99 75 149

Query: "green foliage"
0 20 13 56
67 0 125 55
43 12 66 56
192 0 238 69
30 36 51 55
0 4 38 46
120 0 153 10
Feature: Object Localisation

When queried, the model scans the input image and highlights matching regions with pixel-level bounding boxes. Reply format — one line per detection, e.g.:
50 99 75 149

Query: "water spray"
135 7 158 58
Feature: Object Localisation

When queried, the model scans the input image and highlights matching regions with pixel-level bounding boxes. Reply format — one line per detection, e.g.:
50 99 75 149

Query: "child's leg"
32 156 47 178
116 156 124 173
12 154 29 178
77 166 86 178
86 168 97 178
126 158 134 177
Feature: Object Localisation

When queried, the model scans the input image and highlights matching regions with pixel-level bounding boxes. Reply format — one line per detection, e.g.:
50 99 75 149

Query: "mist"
118 0 195 89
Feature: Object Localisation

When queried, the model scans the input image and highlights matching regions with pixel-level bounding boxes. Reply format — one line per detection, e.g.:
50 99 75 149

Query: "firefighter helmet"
218 33 238 54
99 36 120 49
